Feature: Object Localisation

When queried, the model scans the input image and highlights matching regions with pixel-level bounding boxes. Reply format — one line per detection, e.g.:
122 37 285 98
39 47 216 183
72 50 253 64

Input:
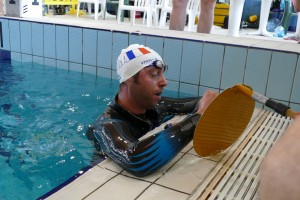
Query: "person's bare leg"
197 0 217 33
294 0 300 12
260 115 300 200
169 0 189 31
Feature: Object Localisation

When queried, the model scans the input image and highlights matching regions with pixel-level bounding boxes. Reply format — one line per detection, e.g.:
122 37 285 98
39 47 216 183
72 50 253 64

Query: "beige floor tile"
97 157 123 173
85 174 151 200
137 184 188 200
155 154 217 194
47 166 117 199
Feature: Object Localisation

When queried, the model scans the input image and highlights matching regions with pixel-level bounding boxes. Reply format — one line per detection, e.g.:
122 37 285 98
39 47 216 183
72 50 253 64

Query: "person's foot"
284 34 300 42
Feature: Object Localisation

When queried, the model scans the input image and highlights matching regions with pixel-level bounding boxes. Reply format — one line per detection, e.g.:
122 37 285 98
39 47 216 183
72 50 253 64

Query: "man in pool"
87 44 218 177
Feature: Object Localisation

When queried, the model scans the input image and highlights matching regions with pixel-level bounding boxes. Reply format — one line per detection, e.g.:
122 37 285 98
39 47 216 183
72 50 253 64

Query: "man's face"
127 66 168 110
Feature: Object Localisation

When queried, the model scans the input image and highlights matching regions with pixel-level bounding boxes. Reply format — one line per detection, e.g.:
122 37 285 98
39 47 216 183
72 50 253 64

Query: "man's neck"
117 93 146 115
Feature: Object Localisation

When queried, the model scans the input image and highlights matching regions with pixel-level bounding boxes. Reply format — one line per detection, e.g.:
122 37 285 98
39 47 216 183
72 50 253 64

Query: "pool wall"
0 16 299 111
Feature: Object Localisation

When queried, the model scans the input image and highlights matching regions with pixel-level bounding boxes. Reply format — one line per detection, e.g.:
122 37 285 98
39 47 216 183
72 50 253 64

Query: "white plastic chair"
77 0 106 20
186 0 200 31
159 0 172 28
228 0 273 37
159 0 200 31
117 0 156 27
142 0 163 27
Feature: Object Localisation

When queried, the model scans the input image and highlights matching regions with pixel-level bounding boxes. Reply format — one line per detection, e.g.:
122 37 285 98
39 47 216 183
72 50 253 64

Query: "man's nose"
159 75 168 87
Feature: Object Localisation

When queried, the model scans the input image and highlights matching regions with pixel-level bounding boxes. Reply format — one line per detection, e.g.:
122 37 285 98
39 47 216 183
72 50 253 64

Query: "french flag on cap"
126 48 151 61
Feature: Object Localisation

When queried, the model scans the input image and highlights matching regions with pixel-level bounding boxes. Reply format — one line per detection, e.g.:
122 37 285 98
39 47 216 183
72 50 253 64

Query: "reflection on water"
0 60 117 200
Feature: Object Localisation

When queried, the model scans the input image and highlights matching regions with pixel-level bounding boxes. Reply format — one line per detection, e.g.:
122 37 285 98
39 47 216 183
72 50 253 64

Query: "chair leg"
120 9 124 22
94 3 99 20
117 8 122 24
154 10 159 28
104 3 107 19
77 2 81 18
187 13 194 31
146 11 152 27
143 12 147 24
131 10 136 25
101 2 106 18
88 3 92 17
159 11 167 27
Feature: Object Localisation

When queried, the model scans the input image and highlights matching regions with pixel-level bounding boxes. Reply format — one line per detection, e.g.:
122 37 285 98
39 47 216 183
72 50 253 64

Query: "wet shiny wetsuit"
88 95 201 177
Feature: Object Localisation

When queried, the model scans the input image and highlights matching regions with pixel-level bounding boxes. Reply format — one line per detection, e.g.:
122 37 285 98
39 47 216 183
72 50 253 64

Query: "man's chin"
153 95 161 104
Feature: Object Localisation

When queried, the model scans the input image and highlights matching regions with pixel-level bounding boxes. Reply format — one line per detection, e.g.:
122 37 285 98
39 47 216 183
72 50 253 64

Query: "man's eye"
152 71 159 77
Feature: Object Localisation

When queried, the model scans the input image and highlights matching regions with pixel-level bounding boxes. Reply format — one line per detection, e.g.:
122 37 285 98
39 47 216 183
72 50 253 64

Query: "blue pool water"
0 59 118 199
0 59 183 200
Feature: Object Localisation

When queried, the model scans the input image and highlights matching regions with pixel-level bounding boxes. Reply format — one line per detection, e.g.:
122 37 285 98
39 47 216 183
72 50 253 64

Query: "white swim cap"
116 44 162 83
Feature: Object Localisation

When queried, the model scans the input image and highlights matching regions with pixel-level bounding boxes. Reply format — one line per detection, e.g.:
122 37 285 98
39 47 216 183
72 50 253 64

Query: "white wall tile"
266 51 297 101
21 54 32 63
291 55 300 103
244 48 272 94
83 64 96 76
97 30 113 69
9 20 20 52
33 56 44 65
96 67 111 79
180 41 203 85
44 57 56 67
83 29 97 66
145 36 164 57
57 60 69 70
221 46 247 89
129 33 146 45
200 43 224 88
112 32 129 69
11 51 21 62
69 27 83 63
165 80 179 94
69 62 82 72
32 23 43 57
163 38 183 82
20 21 32 55
56 25 69 61
179 83 199 97
44 24 56 59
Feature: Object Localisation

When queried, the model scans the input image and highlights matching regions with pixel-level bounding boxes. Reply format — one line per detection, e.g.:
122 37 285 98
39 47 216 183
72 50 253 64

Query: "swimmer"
86 44 218 177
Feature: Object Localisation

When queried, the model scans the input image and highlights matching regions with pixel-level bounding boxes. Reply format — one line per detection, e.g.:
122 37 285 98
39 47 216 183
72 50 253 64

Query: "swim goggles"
146 60 168 72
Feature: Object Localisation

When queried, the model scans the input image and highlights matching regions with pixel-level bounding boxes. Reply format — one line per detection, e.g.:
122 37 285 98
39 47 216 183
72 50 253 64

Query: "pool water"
0 59 189 200
0 60 118 200
0 58 185 199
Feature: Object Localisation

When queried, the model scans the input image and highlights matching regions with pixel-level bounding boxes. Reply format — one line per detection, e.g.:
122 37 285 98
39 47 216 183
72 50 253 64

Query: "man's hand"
196 90 218 115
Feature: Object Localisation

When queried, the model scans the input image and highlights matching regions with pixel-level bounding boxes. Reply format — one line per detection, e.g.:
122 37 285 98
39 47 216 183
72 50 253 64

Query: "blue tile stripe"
0 17 299 108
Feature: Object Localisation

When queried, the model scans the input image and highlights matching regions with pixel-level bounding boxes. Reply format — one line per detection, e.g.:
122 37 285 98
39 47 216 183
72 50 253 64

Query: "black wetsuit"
88 95 201 177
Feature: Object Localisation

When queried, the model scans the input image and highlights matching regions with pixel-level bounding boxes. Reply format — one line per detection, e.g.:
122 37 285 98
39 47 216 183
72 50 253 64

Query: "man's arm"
260 115 300 200
158 90 218 116
158 96 200 115
93 114 200 177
